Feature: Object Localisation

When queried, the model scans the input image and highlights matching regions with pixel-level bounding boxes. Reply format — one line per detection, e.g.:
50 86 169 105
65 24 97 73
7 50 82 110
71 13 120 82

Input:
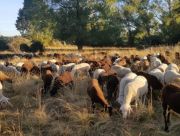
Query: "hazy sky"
0 0 23 36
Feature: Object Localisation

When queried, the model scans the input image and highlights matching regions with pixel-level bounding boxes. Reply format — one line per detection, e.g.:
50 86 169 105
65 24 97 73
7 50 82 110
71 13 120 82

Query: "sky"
0 0 23 36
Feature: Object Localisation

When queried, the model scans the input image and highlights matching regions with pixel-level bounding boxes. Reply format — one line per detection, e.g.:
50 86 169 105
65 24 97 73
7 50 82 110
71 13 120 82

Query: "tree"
47 0 90 49
48 0 124 48
86 0 124 46
16 0 55 45
16 0 180 47
154 0 180 44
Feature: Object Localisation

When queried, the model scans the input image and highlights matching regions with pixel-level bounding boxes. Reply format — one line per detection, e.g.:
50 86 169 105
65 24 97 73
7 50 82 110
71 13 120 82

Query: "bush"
8 36 30 53
30 41 44 52
0 36 9 51
20 43 30 52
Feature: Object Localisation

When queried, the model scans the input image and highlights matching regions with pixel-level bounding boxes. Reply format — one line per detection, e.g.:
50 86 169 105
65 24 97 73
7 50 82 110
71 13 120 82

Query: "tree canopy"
16 0 180 48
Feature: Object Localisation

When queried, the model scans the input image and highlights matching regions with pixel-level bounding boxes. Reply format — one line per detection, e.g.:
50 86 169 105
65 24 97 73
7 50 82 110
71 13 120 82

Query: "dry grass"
0 46 180 136
1 77 179 136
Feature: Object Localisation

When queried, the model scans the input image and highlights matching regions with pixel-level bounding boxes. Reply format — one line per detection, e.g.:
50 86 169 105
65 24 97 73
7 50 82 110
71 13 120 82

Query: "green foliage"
16 0 55 46
0 36 9 51
159 0 180 44
16 0 180 48
20 43 30 52
30 40 44 52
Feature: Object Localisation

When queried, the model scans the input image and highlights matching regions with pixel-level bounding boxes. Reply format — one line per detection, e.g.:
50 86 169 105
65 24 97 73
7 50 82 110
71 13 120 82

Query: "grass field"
0 45 180 136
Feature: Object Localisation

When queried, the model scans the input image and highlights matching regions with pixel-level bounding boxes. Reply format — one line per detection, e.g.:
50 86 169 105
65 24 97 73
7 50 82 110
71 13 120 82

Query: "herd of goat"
0 51 179 132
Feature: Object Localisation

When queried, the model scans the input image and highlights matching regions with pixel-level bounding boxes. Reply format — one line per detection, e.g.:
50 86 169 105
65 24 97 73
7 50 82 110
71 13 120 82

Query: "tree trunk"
78 44 83 50
76 0 83 50
128 29 134 45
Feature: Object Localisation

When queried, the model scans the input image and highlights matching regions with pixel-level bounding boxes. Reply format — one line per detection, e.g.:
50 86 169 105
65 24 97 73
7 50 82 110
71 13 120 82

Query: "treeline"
16 0 180 49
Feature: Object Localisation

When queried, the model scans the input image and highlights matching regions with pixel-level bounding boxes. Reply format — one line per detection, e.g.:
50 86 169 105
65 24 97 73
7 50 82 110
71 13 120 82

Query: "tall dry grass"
1 75 180 136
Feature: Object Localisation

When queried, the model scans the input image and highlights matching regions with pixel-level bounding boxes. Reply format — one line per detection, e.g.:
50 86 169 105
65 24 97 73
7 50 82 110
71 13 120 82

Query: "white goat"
16 62 24 72
157 63 168 72
149 56 162 71
166 63 179 73
164 70 180 84
120 76 148 119
0 82 12 109
0 65 20 76
7 66 21 75
71 63 91 79
39 61 48 67
93 69 105 79
50 63 59 73
149 68 164 84
141 56 147 61
49 58 57 63
113 58 121 65
117 72 137 105
59 63 75 74
0 64 7 71
111 65 131 78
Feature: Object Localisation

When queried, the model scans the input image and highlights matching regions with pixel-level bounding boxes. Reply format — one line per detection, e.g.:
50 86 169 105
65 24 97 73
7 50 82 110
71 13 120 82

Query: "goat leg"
163 104 169 132
167 107 171 126
92 102 95 113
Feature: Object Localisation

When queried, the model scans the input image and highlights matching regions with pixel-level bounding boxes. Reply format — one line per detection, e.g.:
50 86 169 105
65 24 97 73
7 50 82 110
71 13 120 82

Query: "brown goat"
131 60 149 72
124 56 132 66
101 63 111 73
116 58 127 67
41 64 53 75
158 54 170 64
87 79 112 116
175 52 180 60
140 60 150 71
53 53 61 58
30 65 40 76
21 61 35 75
131 61 141 72
130 55 141 63
50 72 73 96
41 70 53 94
0 71 12 82
165 51 170 56
101 56 112 66
162 84 180 132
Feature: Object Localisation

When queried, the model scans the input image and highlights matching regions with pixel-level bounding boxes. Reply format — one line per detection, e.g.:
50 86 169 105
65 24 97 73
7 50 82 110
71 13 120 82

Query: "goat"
162 84 180 132
41 70 53 94
111 65 131 78
164 70 180 85
50 72 73 96
87 79 112 116
117 72 137 105
106 74 119 103
120 76 148 119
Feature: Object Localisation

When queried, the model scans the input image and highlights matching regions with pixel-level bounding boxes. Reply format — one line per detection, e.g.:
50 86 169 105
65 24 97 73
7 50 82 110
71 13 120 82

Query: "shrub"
30 40 44 52
20 43 30 52
0 36 9 51
8 36 30 53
